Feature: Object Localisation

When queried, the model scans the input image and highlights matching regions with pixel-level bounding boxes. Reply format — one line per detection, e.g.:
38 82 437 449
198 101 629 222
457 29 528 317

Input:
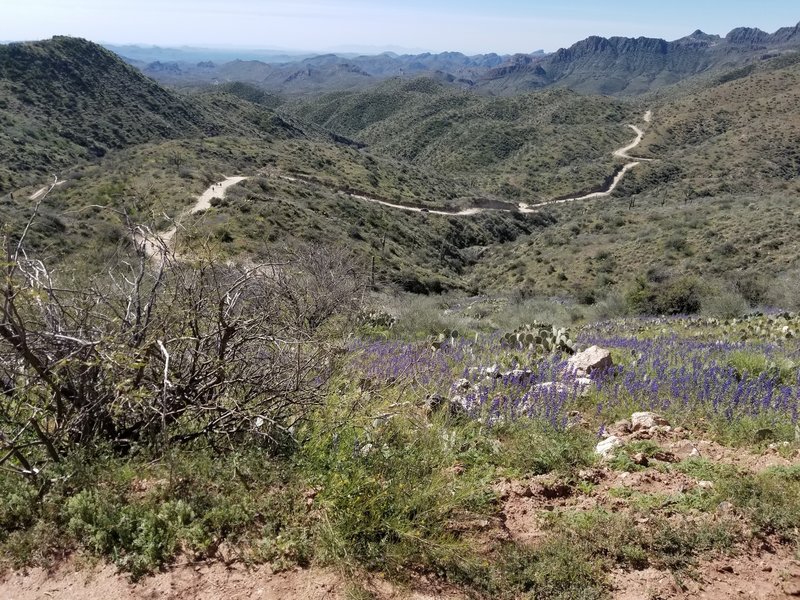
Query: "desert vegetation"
2 30 800 600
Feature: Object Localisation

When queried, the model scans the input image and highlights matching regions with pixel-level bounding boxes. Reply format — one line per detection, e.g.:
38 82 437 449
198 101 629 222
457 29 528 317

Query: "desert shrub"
0 240 366 482
587 292 629 321
299 395 495 580
625 275 703 315
701 286 749 318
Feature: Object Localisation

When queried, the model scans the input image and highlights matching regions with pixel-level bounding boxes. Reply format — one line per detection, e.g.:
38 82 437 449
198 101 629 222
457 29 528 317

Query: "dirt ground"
0 561 466 600
3 419 800 599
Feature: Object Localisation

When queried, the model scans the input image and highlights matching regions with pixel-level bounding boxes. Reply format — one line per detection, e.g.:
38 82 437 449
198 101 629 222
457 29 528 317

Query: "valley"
1 16 800 600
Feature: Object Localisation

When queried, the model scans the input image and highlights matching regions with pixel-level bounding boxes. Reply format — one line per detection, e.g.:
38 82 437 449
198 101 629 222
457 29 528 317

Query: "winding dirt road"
289 110 653 217
140 176 248 258
141 110 651 251
28 174 60 201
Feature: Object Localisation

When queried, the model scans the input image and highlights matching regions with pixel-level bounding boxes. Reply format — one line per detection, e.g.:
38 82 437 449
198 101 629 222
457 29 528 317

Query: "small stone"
452 378 471 392
596 436 624 458
717 501 734 514
689 447 701 458
718 565 735 574
425 393 467 419
632 452 649 467
578 469 604 484
533 381 572 395
698 480 714 490
651 450 677 463
448 463 466 476
631 412 670 431
503 369 533 380
484 365 501 378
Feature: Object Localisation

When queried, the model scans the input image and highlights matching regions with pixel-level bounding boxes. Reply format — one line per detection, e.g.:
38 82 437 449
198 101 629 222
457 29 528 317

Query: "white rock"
452 378 471 392
689 447 701 458
567 346 613 377
595 436 624 458
631 412 670 431
503 369 533 379
484 364 501 378
698 480 714 490
533 382 572 395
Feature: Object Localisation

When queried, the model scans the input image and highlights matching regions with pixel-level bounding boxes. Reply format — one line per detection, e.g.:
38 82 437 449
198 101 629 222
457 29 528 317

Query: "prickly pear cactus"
500 322 576 355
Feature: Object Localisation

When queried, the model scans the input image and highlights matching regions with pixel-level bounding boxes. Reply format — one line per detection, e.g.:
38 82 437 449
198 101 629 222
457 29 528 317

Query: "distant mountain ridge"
123 23 800 96
479 22 800 95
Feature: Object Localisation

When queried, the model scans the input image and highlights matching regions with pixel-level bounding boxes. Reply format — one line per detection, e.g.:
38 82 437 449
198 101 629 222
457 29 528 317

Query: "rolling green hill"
0 37 344 193
624 52 800 198
286 78 640 200
3 34 800 306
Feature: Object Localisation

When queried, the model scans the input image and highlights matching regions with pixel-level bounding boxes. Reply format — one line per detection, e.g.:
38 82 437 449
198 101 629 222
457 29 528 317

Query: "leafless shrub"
0 230 366 480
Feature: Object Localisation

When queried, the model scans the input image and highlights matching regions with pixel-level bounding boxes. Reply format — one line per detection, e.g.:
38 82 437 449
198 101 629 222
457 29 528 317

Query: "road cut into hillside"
274 111 654 217
140 175 248 258
139 111 652 257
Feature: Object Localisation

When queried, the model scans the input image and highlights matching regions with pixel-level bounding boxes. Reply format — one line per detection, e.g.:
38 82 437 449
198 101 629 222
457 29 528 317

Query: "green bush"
626 275 703 315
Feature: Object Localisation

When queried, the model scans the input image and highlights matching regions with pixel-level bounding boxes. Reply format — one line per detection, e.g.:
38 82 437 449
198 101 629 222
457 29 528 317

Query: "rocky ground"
3 409 799 599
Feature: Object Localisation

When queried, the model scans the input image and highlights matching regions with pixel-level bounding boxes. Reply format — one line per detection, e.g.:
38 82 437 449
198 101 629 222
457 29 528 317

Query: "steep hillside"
622 52 800 198
0 37 217 191
287 78 639 200
0 37 339 193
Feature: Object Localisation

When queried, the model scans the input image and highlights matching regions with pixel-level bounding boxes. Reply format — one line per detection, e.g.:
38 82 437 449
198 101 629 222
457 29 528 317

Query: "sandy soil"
191 177 248 214
0 562 343 600
0 560 468 600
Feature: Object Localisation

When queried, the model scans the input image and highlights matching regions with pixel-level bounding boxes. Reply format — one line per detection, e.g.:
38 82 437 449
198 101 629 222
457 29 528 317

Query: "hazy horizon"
3 0 799 55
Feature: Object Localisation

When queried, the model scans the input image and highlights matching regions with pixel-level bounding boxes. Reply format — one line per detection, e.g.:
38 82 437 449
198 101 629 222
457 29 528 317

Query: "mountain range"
120 23 800 96
1 23 799 297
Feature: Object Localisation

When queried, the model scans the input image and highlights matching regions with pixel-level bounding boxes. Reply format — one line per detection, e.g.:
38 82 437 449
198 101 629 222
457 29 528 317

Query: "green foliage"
299 397 495 577
494 422 596 476
608 440 663 472
288 81 636 201
500 322 577 355
0 450 311 577
498 540 606 599
716 466 800 543
66 491 194 578
727 350 797 384
626 275 703 315
544 509 738 573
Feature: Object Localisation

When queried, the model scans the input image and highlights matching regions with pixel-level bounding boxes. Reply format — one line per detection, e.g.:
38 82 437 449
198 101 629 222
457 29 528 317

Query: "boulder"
567 346 613 377
425 393 467 419
595 436 624 458
631 412 670 431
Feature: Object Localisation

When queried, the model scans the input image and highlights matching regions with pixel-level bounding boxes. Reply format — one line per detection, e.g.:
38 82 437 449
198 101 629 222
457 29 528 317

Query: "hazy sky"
3 0 799 54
